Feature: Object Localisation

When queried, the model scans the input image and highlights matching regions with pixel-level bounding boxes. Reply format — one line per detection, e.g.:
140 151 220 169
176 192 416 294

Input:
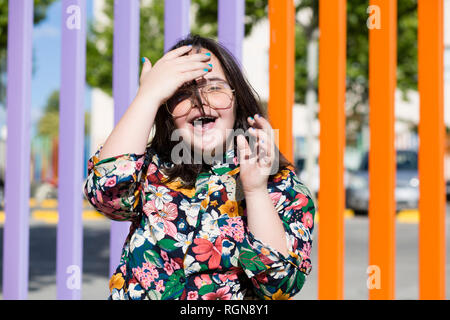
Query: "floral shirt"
83 144 316 300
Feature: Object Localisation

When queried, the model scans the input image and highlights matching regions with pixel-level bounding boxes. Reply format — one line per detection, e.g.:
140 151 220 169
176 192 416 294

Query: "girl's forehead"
191 47 227 82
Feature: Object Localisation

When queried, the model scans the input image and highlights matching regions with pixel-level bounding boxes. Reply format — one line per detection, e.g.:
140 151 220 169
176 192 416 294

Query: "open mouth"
189 115 218 132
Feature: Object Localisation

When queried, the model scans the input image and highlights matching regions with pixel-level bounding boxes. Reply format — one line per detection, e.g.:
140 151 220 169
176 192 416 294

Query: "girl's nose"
191 92 210 112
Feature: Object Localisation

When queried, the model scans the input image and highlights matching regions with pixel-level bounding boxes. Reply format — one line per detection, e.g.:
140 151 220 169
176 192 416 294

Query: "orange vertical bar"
368 0 397 300
418 0 445 300
318 0 346 300
268 0 295 163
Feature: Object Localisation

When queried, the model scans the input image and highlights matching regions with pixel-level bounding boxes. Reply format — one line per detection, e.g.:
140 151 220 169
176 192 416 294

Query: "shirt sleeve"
238 167 316 300
83 144 155 221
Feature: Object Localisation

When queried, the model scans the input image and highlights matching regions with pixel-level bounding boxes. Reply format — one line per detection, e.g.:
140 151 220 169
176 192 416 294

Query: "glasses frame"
164 81 235 118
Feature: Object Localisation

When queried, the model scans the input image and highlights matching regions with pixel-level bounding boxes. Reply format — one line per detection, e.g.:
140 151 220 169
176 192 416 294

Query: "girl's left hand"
237 114 277 194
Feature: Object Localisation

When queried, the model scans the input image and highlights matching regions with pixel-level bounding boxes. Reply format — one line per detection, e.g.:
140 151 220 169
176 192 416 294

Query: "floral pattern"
83 144 316 300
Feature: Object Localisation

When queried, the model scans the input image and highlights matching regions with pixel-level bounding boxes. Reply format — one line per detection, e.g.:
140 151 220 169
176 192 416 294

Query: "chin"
191 128 226 150
192 141 223 156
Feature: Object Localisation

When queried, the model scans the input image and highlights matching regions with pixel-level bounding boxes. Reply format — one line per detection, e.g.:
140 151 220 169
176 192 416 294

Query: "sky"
0 0 94 137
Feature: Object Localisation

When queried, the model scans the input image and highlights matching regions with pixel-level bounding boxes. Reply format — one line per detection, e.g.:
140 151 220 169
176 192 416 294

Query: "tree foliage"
86 0 418 147
0 0 58 106
86 0 417 103
36 89 90 139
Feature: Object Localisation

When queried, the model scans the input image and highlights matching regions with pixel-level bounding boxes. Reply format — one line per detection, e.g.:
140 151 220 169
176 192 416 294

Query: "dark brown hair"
148 34 295 188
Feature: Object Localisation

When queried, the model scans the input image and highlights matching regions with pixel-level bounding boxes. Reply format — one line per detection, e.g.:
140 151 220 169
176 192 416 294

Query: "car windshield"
359 151 418 171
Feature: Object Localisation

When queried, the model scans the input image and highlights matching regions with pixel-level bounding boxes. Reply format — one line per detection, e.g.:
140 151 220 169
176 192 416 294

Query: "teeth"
191 116 216 123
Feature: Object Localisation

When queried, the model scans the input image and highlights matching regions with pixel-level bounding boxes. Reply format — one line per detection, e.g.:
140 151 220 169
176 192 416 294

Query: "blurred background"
0 0 449 299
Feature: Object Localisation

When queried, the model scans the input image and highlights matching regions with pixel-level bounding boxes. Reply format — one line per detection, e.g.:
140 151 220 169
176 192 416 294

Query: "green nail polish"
208 64 213 67
205 53 211 56
204 68 209 72
141 57 145 63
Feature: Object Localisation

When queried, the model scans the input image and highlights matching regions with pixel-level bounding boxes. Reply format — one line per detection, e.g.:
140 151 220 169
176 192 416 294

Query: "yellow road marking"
82 210 105 220
314 209 355 223
40 199 58 208
33 210 59 223
32 210 105 224
0 207 421 225
397 209 419 224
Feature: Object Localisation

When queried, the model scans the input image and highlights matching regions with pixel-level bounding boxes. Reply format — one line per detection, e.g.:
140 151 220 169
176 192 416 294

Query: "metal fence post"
418 0 446 300
318 0 347 300
56 0 87 300
109 0 141 278
2 0 34 300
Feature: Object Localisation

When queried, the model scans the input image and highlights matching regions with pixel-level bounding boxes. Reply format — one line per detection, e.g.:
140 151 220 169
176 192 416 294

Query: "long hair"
148 34 295 188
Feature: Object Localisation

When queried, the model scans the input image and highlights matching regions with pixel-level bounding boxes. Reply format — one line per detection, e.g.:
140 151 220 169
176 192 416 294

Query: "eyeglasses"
165 81 235 117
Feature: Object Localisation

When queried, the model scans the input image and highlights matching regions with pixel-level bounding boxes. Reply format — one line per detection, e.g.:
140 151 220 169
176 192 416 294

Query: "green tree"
86 0 270 97
37 89 90 138
298 0 417 146
86 0 418 147
0 0 58 106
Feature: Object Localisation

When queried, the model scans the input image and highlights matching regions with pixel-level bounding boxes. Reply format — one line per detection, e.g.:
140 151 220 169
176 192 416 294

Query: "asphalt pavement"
0 202 449 300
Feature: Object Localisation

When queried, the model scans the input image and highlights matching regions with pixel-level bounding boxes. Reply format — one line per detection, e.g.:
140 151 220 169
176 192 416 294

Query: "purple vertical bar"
218 0 245 65
164 0 190 53
2 0 33 300
56 0 87 300
110 0 140 277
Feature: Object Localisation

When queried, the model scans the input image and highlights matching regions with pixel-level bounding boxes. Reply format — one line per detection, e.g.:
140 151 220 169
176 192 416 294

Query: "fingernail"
249 116 254 121
141 57 146 64
205 53 211 56
208 64 213 68
204 68 209 72
255 114 260 118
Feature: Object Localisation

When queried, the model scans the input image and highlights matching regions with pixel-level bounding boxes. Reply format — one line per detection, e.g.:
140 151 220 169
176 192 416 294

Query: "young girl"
84 34 315 300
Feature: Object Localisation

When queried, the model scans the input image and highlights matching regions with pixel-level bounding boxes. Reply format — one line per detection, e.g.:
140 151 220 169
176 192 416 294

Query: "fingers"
247 115 275 169
248 113 272 137
181 68 211 83
177 61 212 73
237 135 257 166
163 49 213 83
175 52 212 64
160 45 193 61
140 57 152 82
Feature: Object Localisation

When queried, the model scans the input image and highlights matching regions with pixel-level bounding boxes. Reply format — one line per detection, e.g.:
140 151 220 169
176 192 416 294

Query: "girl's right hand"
137 45 212 107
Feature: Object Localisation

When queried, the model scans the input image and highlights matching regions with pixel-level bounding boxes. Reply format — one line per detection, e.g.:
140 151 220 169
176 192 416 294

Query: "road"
0 203 449 300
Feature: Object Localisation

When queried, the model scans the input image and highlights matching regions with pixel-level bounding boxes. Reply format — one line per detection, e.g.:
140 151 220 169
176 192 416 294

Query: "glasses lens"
203 83 233 109
167 90 192 115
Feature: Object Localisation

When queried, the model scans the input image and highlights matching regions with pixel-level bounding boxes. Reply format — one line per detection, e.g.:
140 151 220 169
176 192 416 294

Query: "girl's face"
171 48 236 157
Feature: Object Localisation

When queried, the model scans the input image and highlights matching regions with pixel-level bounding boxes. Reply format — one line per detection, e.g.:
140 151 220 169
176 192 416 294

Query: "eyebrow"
195 76 227 84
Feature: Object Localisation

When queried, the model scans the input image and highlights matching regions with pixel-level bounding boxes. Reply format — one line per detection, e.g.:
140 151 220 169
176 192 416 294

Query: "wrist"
135 88 163 108
243 186 268 199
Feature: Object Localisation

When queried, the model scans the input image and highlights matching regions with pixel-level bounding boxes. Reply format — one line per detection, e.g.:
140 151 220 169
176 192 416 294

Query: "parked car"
296 157 350 201
446 180 450 201
345 150 419 215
